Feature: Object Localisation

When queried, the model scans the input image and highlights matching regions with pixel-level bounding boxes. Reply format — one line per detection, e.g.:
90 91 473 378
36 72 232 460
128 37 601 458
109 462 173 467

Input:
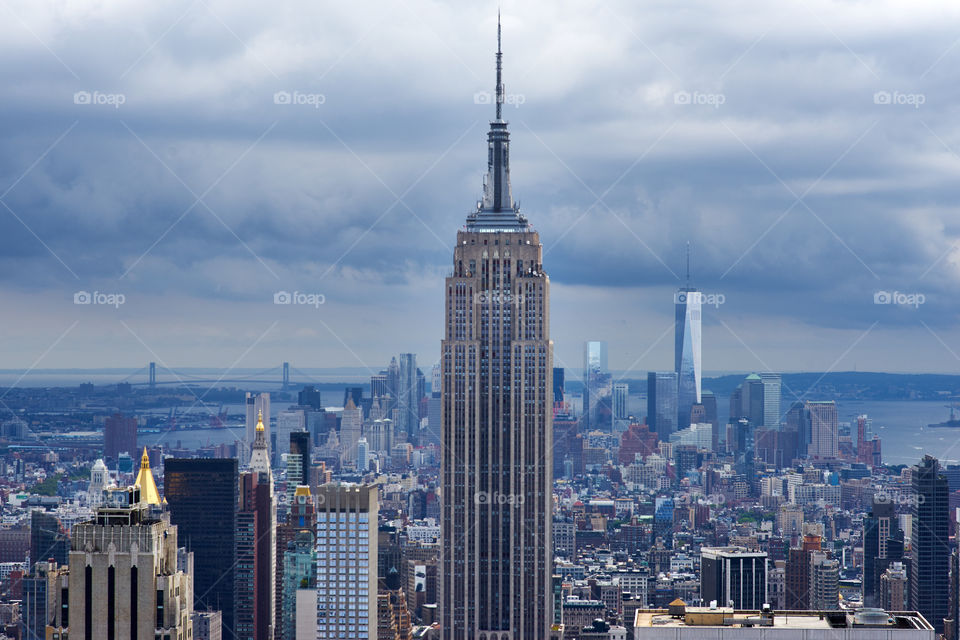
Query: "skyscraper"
29 511 69 568
553 366 565 405
276 480 316 638
299 385 323 410
730 374 764 427
357 437 370 472
316 483 379 639
424 363 443 448
282 529 316 640
371 374 388 401
863 495 904 608
809 553 840 610
675 262 701 430
583 341 612 431
760 373 782 429
911 455 949 635
245 392 270 465
69 486 193 640
647 371 678 442
701 390 719 452
104 412 137 460
276 409 306 460
22 559 68 640
805 400 838 459
613 382 629 431
397 353 419 445
881 562 908 611
164 458 238 634
440 18 553 638
287 430 312 497
340 396 363 464
239 410 276 640
700 547 768 610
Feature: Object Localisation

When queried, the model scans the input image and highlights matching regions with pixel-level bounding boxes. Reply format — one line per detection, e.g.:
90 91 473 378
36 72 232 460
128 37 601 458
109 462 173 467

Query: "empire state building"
441 18 553 640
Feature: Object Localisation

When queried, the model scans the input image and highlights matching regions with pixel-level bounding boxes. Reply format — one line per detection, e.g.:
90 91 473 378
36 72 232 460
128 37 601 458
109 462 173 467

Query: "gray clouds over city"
2 0 960 373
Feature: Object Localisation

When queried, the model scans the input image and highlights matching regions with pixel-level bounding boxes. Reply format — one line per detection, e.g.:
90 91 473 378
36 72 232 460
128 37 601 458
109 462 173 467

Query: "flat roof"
634 609 933 631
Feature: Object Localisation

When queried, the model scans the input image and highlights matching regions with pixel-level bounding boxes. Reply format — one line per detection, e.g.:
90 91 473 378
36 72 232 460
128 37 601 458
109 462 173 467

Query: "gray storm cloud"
1 0 959 372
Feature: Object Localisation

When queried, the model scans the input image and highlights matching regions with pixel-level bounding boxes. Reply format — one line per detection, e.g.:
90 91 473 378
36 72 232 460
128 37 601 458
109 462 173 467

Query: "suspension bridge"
122 362 316 390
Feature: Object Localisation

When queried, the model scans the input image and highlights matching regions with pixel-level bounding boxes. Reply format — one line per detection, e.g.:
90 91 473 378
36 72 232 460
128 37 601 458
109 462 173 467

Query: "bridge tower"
282 362 290 390
149 362 156 388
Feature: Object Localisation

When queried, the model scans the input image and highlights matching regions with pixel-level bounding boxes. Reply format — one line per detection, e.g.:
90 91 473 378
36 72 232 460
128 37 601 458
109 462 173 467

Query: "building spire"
249 409 271 474
134 447 161 505
496 9 503 122
466 11 528 231
686 241 691 286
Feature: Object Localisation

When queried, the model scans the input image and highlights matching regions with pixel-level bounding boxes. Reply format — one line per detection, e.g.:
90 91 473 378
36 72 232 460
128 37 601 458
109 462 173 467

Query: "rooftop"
634 608 933 632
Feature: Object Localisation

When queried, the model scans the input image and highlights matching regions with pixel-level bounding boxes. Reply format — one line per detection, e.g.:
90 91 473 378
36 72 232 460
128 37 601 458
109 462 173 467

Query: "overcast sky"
2 0 960 378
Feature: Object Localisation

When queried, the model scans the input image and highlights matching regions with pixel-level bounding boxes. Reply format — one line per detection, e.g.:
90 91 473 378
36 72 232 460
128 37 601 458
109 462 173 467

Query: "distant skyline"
3 1 960 372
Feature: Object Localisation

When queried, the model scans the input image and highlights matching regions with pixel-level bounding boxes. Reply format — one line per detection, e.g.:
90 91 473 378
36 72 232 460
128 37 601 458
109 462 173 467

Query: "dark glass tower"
164 458 238 633
862 496 904 608
30 510 69 568
700 547 768 610
441 16 553 639
911 455 949 635
289 431 311 486
647 371 678 441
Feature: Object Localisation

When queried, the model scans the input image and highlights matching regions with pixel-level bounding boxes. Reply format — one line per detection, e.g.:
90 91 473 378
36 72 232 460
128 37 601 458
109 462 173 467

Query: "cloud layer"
2 0 960 375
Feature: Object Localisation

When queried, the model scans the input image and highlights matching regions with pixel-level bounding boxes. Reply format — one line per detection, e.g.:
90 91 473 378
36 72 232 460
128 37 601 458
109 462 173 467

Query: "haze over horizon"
3 1 960 373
